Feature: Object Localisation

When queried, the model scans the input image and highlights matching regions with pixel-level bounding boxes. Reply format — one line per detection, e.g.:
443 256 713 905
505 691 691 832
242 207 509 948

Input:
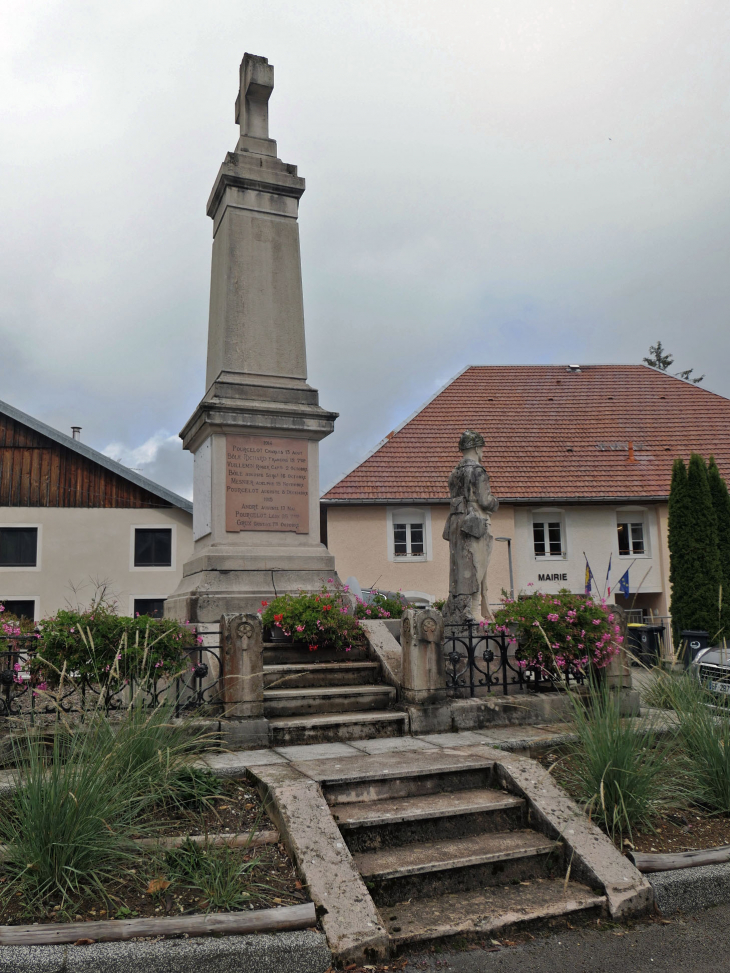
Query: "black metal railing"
443 621 586 697
0 632 222 723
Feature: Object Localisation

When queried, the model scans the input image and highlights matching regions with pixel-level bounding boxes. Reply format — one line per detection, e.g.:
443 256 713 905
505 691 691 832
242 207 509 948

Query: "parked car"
691 644 730 696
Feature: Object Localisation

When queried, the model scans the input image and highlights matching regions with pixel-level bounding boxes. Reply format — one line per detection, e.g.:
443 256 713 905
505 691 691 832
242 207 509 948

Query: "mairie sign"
537 572 568 582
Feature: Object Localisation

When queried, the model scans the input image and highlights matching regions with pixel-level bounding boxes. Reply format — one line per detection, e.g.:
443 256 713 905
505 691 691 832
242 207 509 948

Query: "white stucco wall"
326 501 670 610
0 506 193 620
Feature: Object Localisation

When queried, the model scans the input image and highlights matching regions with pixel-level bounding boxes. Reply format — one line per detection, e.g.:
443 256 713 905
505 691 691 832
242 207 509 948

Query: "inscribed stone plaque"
225 435 309 533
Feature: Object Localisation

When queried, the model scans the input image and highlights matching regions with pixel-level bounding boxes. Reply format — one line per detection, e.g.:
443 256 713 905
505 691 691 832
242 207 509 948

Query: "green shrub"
260 583 364 652
354 590 408 620
562 679 677 844
33 604 198 687
162 836 269 911
493 589 622 675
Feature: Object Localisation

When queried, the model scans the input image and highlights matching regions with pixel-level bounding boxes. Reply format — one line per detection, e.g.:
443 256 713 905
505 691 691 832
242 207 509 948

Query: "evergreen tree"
708 456 730 642
668 457 692 639
684 454 722 637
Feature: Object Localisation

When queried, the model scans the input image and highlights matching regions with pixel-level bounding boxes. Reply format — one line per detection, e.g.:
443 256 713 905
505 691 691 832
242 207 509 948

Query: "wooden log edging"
0 830 279 862
0 902 316 946
629 845 730 873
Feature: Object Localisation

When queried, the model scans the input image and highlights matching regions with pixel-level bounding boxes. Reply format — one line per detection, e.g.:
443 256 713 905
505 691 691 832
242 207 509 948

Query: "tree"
668 457 692 639
644 341 674 372
708 456 730 642
643 341 704 384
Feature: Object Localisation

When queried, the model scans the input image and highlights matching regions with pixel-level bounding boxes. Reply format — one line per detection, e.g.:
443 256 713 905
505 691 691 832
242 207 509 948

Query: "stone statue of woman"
442 430 499 624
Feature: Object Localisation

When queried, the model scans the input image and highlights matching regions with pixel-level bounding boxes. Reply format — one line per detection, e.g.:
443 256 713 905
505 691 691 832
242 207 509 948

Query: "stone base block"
165 561 338 623
405 704 453 735
220 718 270 750
402 688 448 707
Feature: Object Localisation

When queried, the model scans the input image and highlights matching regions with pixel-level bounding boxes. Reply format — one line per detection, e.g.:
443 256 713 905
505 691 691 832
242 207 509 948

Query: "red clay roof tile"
323 365 730 503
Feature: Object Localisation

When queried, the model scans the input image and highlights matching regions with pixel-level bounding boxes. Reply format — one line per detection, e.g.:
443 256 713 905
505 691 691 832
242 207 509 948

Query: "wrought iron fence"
443 621 586 697
0 629 222 723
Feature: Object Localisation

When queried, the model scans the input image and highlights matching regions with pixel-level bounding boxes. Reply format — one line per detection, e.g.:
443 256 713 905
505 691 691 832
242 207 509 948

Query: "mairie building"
321 364 730 628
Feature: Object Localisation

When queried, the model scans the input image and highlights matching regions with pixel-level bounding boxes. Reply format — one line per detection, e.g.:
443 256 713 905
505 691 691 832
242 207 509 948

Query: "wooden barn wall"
0 414 173 510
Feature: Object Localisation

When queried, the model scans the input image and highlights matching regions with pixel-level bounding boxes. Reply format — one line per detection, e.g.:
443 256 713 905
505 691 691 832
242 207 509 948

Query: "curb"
0 929 332 973
649 862 730 915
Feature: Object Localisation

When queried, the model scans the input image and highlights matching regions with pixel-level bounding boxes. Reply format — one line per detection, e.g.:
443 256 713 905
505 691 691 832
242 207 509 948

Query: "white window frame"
386 507 432 563
130 524 177 572
129 595 168 618
0 595 39 622
616 507 651 558
0 524 42 572
531 509 567 560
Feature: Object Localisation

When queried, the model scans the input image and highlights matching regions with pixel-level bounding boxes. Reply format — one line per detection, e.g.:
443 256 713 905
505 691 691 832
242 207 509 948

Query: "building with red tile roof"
322 365 730 636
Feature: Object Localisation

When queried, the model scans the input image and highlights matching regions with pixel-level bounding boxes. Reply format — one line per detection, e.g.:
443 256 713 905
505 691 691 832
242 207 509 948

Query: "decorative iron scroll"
443 621 586 697
0 633 222 723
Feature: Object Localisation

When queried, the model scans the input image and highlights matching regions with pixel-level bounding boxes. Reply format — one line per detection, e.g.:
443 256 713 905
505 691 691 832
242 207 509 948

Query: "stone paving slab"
273 742 361 762
347 736 440 754
414 731 491 747
292 746 498 785
200 749 287 775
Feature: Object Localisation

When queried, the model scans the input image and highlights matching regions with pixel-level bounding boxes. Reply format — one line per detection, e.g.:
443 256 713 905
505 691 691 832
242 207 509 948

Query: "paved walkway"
201 724 576 775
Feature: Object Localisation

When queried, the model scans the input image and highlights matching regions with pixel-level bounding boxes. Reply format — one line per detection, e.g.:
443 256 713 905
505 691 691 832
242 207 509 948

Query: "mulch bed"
536 748 730 855
0 778 306 925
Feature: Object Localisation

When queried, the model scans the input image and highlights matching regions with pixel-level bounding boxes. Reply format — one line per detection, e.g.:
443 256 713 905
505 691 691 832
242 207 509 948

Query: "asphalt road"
400 904 730 973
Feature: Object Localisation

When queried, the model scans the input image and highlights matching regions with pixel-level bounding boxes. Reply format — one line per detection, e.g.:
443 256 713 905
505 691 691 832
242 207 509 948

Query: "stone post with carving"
219 613 264 718
401 608 447 707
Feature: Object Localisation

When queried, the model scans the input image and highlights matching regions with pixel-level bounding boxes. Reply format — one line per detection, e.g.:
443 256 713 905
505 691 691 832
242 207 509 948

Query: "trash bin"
681 629 710 668
627 623 665 665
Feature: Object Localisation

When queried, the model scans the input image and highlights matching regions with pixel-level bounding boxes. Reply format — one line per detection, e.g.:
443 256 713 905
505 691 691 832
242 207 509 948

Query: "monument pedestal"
166 54 338 624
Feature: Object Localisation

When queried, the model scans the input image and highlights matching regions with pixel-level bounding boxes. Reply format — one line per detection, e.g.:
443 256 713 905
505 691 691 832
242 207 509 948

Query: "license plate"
709 680 730 694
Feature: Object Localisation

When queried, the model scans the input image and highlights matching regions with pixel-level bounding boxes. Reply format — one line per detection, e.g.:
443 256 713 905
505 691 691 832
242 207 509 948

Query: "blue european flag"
617 568 630 595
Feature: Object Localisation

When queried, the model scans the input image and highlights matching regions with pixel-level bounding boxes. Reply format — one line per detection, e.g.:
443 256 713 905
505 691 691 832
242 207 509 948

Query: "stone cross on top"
235 53 274 143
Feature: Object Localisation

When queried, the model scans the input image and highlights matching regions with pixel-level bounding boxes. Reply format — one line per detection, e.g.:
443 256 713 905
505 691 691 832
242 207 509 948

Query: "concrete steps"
264 683 395 718
355 830 560 906
269 711 408 747
319 748 604 949
331 788 525 851
262 640 402 745
383 879 606 947
263 661 381 689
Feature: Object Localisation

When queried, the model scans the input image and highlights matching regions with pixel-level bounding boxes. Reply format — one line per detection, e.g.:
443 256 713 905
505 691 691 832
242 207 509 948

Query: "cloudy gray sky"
2 0 729 498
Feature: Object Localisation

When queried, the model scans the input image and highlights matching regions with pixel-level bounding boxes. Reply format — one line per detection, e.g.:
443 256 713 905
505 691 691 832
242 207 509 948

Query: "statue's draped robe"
442 458 499 612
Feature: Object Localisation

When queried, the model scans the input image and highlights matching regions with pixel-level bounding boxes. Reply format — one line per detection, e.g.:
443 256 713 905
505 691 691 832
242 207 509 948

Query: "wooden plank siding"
0 414 173 510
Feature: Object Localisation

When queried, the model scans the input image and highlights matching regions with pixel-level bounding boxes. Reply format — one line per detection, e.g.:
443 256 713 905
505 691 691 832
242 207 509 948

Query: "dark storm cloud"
1 0 728 494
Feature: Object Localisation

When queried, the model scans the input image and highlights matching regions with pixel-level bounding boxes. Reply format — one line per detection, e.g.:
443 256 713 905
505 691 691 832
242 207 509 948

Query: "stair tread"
382 878 606 945
332 787 524 829
264 662 379 673
354 829 558 880
264 684 394 699
269 711 407 728
301 747 494 786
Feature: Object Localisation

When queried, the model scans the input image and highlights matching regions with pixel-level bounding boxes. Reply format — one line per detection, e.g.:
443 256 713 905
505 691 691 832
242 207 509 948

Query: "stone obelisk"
166 53 338 623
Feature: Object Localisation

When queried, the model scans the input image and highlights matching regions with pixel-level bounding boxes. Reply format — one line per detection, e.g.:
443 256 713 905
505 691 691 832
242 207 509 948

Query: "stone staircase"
322 748 605 950
263 641 407 746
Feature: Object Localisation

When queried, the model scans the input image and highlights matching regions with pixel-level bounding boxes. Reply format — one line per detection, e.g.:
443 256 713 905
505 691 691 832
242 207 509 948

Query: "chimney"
627 440 636 462
71 427 81 441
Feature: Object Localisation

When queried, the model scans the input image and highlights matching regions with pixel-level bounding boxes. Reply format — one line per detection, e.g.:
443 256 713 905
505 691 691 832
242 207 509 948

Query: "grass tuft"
562 678 678 844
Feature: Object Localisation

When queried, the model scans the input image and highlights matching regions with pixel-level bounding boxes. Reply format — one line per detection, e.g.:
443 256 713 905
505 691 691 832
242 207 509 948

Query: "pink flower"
296 625 305 632
547 613 559 622
592 619 601 625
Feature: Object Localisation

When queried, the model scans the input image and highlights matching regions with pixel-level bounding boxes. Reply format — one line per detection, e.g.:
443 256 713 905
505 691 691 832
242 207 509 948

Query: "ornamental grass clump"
260 582 365 652
562 678 677 845
0 702 212 912
493 588 623 678
660 667 730 815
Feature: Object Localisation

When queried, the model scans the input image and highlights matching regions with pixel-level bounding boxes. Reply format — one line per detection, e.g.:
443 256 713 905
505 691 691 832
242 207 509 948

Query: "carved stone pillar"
401 608 447 707
220 613 264 718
